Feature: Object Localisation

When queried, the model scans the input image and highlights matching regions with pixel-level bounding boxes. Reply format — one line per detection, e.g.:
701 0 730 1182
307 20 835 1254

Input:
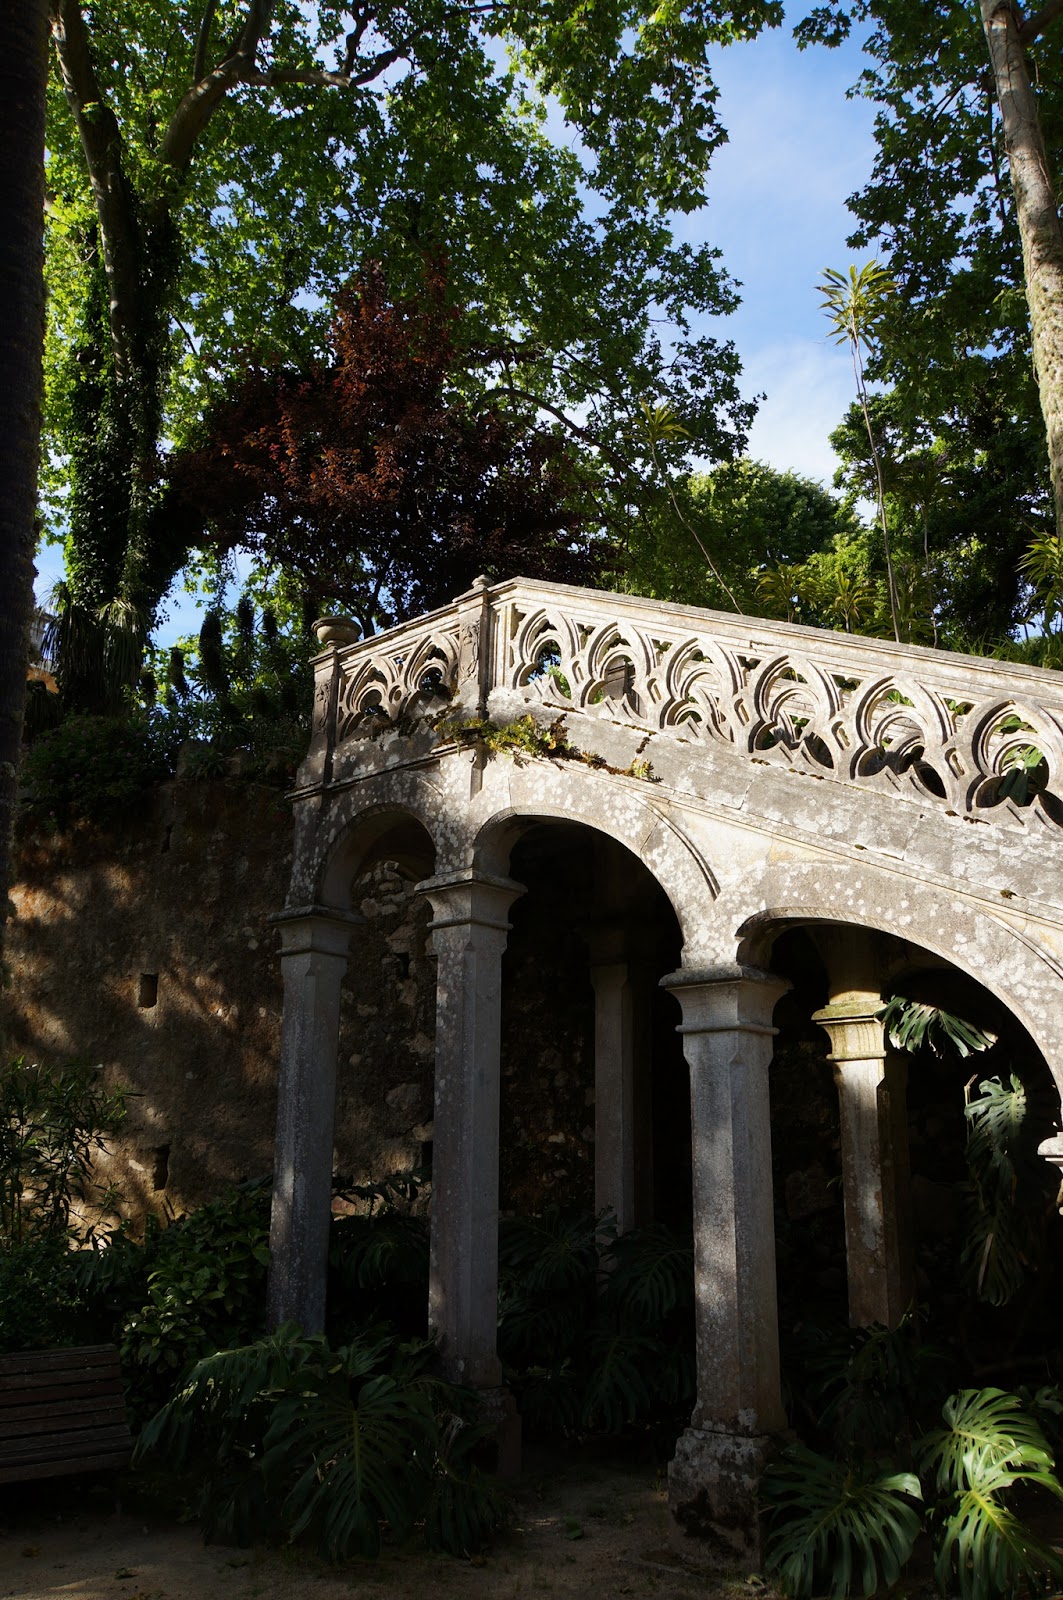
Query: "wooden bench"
0 1344 132 1484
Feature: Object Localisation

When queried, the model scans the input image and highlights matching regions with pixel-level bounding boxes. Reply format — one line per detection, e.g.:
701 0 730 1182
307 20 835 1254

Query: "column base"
476 1386 522 1480
668 1426 779 1570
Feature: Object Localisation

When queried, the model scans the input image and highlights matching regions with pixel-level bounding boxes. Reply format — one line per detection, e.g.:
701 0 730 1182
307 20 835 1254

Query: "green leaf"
763 1443 922 1599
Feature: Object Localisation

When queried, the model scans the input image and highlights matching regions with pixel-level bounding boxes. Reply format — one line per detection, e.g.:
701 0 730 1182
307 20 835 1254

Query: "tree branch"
48 0 141 382
192 0 219 83
242 47 405 90
1019 0 1063 42
159 0 275 175
478 385 632 472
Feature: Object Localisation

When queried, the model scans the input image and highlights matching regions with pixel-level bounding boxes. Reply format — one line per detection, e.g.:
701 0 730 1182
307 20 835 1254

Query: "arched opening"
495 819 687 1225
331 813 437 1191
755 919 1063 1392
460 813 695 1453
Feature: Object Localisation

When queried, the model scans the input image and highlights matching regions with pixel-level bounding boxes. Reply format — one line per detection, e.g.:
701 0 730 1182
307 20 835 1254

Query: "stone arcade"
266 576 1063 1565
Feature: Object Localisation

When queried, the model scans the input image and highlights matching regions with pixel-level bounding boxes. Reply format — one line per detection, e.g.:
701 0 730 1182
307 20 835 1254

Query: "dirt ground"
0 1447 783 1600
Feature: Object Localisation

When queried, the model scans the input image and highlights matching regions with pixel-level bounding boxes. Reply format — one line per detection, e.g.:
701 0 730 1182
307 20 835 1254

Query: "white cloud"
740 337 856 485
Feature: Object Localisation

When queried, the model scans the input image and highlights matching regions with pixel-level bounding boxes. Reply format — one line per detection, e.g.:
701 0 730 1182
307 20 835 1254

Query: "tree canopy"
173 262 600 630
796 0 1063 548
618 458 861 617
42 0 783 704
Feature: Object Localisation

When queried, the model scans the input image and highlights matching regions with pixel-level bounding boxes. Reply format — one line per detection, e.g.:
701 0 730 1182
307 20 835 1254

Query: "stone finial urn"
313 615 361 647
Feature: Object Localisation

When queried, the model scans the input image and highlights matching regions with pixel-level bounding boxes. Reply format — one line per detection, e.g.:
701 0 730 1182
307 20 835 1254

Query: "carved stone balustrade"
303 576 1063 833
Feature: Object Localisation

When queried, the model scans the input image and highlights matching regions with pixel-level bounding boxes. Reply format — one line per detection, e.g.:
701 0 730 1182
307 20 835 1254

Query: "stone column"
661 963 790 1567
417 868 525 1389
812 999 914 1329
267 904 364 1333
589 950 637 1233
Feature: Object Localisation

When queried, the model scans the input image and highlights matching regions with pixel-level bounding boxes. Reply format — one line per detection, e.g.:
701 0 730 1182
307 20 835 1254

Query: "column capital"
416 868 525 933
1037 1136 1063 1214
270 903 365 957
660 963 790 1035
811 998 888 1064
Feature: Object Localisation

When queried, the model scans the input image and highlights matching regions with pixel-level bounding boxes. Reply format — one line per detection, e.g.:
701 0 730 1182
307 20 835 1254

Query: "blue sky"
36 13 879 645
699 18 877 481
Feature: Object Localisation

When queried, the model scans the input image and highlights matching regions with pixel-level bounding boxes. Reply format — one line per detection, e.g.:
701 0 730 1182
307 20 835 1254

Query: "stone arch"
724 867 1063 1096
464 762 719 945
296 770 455 912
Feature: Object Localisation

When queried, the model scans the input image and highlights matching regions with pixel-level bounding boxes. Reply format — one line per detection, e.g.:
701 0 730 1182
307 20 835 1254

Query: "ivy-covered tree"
44 0 778 705
0 0 49 984
172 264 599 630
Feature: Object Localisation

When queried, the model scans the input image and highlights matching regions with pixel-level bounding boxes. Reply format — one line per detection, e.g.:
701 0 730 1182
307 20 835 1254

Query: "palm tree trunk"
981 0 1063 539
0 0 49 986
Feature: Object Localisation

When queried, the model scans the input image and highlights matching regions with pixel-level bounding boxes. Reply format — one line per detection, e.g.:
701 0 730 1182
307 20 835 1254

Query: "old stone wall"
7 781 445 1221
6 780 611 1225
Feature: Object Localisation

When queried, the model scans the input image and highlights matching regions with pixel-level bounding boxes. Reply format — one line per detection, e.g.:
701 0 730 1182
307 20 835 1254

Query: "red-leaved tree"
174 264 599 632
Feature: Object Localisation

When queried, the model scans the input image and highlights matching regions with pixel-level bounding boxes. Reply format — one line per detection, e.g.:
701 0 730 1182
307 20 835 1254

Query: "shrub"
135 1324 505 1558
496 1208 696 1440
74 1177 273 1421
0 1058 126 1353
19 714 170 825
763 1380 1063 1599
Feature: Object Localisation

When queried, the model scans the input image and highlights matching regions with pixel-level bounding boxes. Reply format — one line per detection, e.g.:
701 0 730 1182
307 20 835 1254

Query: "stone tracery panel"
316 579 1063 831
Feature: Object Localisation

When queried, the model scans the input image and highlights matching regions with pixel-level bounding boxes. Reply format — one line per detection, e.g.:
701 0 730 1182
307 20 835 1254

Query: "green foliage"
798 0 1059 641
878 995 997 1059
959 1074 1051 1307
1020 530 1063 637
19 713 170 826
0 1058 125 1351
44 0 776 690
763 1445 922 1599
618 458 861 618
920 1389 1063 1600
765 1385 1063 1599
90 1179 273 1420
818 262 896 350
0 1058 126 1247
790 1315 948 1455
818 261 901 640
496 1209 695 1440
136 1324 505 1559
328 1171 431 1341
436 713 657 781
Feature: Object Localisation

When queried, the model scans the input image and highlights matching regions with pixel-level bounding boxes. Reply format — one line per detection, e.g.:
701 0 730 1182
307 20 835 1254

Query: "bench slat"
0 1401 128 1438
0 1345 132 1487
0 1375 125 1406
0 1346 120 1377
0 1450 131 1485
3 1421 132 1460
